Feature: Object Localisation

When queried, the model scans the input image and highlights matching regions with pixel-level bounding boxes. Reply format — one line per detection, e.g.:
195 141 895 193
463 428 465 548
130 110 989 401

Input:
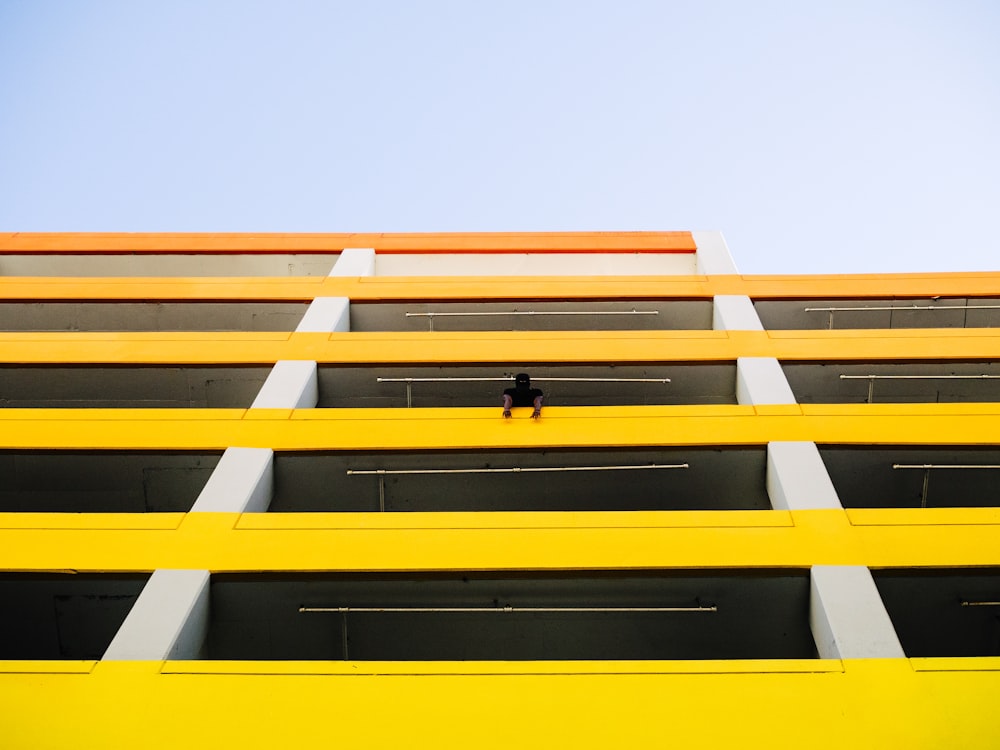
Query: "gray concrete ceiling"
0 450 222 512
0 366 271 408
0 302 309 332
0 254 341 277
783 360 1000 404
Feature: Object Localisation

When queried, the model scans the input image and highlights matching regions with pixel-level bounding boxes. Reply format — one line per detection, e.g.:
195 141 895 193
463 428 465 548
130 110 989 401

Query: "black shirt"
503 386 543 407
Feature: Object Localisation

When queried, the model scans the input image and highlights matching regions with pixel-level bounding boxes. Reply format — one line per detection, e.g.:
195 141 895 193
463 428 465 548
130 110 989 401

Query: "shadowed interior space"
0 301 309 331
0 253 341 276
269 447 770 512
348 299 713 332
204 570 815 661
873 568 1000 657
316 362 737 408
781 360 1000 404
0 450 222 512
818 446 1000 508
0 365 271 408
0 573 149 659
753 297 1000 330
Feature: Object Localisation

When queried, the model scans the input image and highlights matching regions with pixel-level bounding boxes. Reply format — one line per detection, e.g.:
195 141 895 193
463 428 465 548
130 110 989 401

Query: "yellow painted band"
0 659 998 749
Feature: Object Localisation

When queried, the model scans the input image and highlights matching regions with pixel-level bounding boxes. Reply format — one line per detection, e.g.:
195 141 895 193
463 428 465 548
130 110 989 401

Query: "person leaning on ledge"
502 373 544 419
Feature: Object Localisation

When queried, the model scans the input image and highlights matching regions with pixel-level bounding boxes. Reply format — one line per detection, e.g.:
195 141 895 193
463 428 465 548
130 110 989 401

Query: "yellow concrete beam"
1 270 999 301
0 658 997 749
1 405 1000 450
2 329 999 364
0 509 998 571
0 231 698 253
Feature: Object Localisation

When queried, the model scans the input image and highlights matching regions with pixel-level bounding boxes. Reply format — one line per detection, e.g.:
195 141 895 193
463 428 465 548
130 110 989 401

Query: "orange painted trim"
1 273 999 302
740 272 1000 298
0 232 697 254
3 329 1000 365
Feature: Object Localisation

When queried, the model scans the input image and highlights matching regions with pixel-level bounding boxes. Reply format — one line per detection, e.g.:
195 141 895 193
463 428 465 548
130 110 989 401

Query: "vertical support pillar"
191 447 274 513
330 247 376 277
713 295 764 331
692 231 738 275
103 569 210 660
251 360 318 408
736 357 796 405
766 441 842 510
810 566 906 659
296 297 350 332
296 248 375 333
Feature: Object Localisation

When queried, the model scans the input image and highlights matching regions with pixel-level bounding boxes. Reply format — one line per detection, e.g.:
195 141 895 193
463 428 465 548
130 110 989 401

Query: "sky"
0 1 997 274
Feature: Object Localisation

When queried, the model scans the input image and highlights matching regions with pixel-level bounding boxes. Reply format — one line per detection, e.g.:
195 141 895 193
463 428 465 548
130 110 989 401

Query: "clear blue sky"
1 1 997 274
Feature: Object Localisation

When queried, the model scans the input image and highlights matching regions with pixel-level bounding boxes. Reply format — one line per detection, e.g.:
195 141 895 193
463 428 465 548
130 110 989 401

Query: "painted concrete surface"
102 569 210 660
810 565 905 659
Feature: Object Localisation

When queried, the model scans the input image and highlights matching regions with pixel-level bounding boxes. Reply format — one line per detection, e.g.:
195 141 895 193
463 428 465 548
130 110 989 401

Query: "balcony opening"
818 446 1000 509
753 297 1000 331
0 301 310 332
782 360 1000 404
204 570 814 661
0 573 149 659
0 450 222 512
269 447 769 512
0 365 271 408
316 363 737 409
0 253 341 277
373 253 698 277
873 568 1000 657
347 299 713 332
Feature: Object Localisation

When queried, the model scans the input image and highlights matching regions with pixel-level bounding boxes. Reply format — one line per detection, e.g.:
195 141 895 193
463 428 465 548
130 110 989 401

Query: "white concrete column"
736 357 796 405
251 360 318 408
692 231 738 275
297 297 350 332
191 447 273 513
295 248 374 332
713 295 764 331
766 441 842 510
330 247 376 277
810 566 905 659
103 569 210 660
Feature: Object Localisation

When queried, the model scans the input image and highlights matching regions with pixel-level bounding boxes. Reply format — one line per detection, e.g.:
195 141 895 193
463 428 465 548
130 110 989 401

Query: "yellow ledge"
0 659 998 748
0 270 999 301
2 328 1000 363
2 405 1000 450
0 231 698 253
0 509 998 570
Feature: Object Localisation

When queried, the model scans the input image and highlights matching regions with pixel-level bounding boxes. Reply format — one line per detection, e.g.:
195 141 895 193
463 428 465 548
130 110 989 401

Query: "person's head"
515 373 530 390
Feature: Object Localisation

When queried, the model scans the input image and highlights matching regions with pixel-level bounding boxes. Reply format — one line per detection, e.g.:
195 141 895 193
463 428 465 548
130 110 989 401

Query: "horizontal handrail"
348 464 689 476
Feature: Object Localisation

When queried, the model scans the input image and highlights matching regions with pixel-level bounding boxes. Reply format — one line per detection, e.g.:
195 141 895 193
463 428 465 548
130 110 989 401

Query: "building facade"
0 231 998 747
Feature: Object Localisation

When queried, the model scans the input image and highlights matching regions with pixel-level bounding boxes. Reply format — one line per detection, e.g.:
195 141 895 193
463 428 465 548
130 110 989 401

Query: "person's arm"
502 393 513 418
531 394 543 419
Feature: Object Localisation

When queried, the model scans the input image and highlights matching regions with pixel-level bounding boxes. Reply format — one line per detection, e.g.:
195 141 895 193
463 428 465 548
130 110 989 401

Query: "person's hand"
503 408 512 419
531 409 541 420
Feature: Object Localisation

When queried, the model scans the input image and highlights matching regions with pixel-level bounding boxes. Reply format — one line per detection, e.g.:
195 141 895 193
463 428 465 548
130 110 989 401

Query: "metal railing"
839 373 1000 404
347 463 690 512
804 304 1000 330
376 375 671 407
300 600 715 659
405 309 659 331
891 463 1000 507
